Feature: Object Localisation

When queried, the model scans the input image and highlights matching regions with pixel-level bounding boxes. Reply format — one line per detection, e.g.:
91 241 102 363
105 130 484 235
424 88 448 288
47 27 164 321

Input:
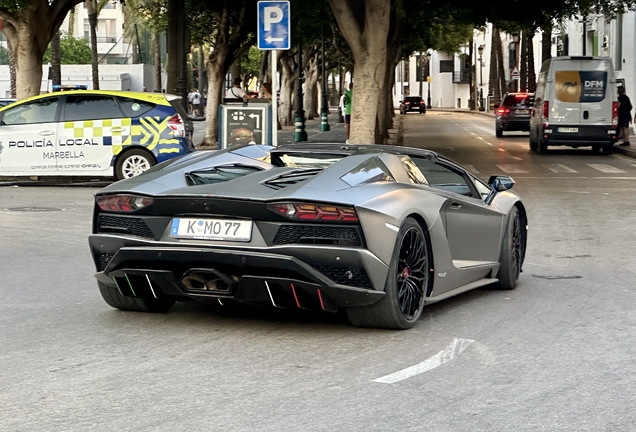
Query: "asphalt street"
1 112 636 431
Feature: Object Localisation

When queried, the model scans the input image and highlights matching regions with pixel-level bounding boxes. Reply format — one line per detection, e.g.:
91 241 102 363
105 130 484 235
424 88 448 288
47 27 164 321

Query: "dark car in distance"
400 96 426 114
495 93 533 137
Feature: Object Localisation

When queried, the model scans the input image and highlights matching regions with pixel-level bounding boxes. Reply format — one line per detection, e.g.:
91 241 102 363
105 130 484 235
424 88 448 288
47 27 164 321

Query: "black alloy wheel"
396 225 428 320
346 217 429 329
495 206 524 290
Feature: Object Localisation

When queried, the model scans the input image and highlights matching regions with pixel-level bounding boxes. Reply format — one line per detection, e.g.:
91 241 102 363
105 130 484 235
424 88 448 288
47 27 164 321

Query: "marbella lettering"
8 139 99 148
43 151 85 159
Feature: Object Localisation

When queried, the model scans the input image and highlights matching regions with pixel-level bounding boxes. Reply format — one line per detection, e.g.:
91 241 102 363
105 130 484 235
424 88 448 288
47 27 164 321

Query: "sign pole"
271 50 278 147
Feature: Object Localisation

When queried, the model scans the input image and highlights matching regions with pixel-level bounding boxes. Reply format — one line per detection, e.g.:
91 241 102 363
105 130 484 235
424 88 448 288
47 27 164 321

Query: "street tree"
44 32 92 65
0 0 84 98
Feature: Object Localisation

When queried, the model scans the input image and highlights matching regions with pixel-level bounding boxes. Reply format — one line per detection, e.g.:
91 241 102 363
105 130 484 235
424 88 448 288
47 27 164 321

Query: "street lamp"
511 32 520 92
418 52 423 98
478 44 485 112
426 51 432 109
320 26 330 132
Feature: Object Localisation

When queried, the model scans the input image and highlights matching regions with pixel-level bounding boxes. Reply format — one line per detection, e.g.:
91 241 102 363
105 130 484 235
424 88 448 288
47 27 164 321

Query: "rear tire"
115 149 156 180
592 145 601 152
602 144 613 155
494 207 524 290
346 217 430 329
98 281 175 313
496 128 503 138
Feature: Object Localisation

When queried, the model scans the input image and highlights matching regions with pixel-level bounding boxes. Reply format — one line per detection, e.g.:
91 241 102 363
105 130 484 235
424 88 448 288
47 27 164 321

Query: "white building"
63 2 132 64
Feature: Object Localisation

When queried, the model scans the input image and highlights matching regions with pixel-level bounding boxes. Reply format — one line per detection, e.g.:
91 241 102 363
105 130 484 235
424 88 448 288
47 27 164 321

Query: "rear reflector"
97 195 153 213
612 101 619 127
268 202 359 222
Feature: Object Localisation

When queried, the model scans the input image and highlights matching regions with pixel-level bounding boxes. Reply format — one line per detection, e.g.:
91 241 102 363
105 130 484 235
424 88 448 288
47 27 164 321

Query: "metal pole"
294 41 307 142
426 53 432 109
175 0 188 110
320 28 330 132
479 54 485 111
338 56 344 123
419 53 423 97
271 50 278 146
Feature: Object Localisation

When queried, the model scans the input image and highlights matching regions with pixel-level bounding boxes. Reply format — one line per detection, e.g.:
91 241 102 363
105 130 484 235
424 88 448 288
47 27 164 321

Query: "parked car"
495 92 534 137
400 96 426 114
529 56 617 154
90 143 527 330
0 90 194 179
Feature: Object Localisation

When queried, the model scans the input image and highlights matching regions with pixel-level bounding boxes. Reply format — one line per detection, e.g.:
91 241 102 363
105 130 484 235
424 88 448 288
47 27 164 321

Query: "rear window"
117 97 155 117
274 152 344 169
405 97 422 103
185 165 263 186
502 94 532 108
340 157 395 187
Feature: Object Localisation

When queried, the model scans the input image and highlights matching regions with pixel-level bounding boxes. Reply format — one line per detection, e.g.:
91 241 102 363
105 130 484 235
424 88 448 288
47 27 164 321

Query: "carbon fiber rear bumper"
89 234 387 310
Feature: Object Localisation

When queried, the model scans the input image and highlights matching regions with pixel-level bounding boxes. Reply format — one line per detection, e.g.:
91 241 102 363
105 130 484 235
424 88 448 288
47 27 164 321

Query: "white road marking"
464 164 480 174
496 164 529 174
510 156 523 161
498 148 506 152
373 338 475 384
587 164 626 173
542 164 578 174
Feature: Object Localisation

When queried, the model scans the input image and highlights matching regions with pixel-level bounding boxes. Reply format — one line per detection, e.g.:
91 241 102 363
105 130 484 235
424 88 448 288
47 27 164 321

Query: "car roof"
0 90 172 112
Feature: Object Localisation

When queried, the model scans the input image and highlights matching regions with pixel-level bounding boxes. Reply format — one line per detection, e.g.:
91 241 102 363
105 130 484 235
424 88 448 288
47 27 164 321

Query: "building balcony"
452 69 470 84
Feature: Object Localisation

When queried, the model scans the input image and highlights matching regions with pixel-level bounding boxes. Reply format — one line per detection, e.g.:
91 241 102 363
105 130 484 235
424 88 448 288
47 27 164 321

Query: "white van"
529 56 617 154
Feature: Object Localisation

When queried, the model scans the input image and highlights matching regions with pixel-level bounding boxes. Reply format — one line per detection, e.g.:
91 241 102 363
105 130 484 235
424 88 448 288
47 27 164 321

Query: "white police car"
0 89 194 179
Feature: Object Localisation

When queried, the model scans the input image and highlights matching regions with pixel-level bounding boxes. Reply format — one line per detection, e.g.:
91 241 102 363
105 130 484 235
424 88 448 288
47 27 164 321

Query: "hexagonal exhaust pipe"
180 269 237 293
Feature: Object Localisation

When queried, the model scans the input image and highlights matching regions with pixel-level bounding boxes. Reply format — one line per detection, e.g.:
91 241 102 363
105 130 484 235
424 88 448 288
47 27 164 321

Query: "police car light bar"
52 85 88 92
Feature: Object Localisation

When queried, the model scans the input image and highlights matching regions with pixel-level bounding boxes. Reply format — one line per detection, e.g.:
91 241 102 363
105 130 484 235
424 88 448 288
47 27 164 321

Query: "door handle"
39 130 55 136
450 202 462 210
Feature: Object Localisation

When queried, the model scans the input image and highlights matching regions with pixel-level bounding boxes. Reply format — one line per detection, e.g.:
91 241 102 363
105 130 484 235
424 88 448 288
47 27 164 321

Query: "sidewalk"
277 116 347 145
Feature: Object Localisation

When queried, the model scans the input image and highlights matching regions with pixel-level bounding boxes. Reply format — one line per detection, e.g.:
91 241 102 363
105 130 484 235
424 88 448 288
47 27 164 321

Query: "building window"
439 60 453 73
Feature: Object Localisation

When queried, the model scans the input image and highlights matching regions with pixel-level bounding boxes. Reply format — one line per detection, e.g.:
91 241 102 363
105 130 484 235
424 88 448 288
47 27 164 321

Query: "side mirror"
488 175 515 192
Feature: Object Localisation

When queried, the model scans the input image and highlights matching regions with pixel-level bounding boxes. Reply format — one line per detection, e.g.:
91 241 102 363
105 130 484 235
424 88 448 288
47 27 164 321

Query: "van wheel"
537 139 548 154
529 133 538 151
592 145 601 152
115 149 156 180
602 145 613 155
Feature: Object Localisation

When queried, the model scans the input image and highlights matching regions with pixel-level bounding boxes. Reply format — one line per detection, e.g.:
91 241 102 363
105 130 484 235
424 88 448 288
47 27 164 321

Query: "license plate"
558 127 578 133
170 218 252 241
516 109 529 114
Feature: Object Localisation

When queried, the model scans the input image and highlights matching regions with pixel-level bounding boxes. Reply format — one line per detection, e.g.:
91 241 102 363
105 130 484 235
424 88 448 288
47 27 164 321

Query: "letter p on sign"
264 7 283 31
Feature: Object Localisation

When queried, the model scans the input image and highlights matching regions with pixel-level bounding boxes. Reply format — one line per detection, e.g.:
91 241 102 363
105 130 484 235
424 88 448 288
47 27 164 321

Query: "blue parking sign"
257 1 290 50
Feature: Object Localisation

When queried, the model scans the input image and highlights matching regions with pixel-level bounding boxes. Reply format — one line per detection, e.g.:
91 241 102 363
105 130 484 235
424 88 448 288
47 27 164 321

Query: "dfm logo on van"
556 71 607 103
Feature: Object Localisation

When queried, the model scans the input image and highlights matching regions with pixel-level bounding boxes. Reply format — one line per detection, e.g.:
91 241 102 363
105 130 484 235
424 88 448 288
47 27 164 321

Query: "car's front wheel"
495 206 524 290
115 149 156 180
346 217 430 329
98 282 175 313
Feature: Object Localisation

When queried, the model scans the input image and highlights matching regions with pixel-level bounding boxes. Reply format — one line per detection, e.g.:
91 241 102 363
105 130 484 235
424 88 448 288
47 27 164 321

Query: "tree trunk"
489 26 498 100
9 30 45 98
166 0 179 94
204 43 230 145
86 0 100 90
328 0 391 144
8 44 17 99
154 32 162 92
541 22 552 64
278 51 295 126
50 31 62 87
520 30 528 92
496 30 507 101
527 29 537 92
303 52 319 119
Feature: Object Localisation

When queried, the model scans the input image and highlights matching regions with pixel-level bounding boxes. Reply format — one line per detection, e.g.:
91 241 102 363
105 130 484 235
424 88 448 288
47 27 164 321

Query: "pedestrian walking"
187 89 194 113
338 93 345 122
618 85 632 146
344 82 353 144
192 89 202 117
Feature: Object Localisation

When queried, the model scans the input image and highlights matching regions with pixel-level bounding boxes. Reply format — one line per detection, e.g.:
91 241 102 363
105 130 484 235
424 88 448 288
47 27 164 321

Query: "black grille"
97 252 116 272
312 264 373 289
97 215 154 239
273 225 362 246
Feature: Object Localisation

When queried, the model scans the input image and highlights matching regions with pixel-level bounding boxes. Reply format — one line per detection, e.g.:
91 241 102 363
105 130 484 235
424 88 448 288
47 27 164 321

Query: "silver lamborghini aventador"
89 143 528 329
